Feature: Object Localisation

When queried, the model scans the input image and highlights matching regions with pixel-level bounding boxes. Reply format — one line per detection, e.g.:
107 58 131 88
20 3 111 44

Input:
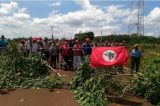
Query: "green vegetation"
70 57 123 106
1 35 160 105
71 35 160 106
0 42 63 89
94 35 160 45
75 31 94 40
132 57 160 105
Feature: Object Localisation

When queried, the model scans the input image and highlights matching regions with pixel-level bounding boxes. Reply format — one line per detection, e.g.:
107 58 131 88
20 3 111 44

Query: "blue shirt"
82 43 92 55
131 49 142 58
0 39 7 47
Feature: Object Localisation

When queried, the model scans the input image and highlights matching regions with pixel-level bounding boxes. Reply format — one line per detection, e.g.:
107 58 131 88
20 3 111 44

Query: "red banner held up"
90 46 128 67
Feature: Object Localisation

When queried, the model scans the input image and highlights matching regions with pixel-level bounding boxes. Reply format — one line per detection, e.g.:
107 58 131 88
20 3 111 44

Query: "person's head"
52 40 56 45
39 37 42 42
21 40 25 45
134 44 139 49
44 37 48 42
64 39 68 45
85 37 90 43
55 39 59 43
119 42 123 46
29 37 32 41
1 35 5 40
75 39 79 44
114 42 119 46
33 40 37 44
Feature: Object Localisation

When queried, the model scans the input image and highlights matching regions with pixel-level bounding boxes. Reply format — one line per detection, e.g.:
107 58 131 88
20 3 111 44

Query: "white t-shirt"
26 40 32 50
32 43 38 53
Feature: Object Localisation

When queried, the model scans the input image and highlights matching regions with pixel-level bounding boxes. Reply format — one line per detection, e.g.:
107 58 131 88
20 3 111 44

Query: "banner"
90 46 128 67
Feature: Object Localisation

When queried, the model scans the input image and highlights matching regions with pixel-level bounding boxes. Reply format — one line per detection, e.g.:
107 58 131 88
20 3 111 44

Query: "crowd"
19 37 93 70
0 35 142 72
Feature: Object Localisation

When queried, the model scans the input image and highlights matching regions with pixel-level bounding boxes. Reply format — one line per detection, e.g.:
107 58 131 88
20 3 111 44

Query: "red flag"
90 46 128 67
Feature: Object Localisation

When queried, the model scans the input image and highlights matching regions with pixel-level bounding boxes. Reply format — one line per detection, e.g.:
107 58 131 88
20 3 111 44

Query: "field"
0 36 160 106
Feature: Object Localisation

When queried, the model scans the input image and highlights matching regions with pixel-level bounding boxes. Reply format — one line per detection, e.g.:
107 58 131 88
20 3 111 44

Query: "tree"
75 31 94 40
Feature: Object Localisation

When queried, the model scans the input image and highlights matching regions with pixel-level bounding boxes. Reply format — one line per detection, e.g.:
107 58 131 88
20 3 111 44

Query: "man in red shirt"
72 40 83 70
60 40 70 70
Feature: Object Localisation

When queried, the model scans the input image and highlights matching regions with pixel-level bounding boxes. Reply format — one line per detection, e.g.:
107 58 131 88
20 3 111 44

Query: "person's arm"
130 50 134 57
82 43 85 54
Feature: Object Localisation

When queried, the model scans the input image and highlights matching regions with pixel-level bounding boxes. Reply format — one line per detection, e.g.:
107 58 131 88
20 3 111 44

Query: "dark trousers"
51 55 57 68
131 57 140 72
62 55 73 70
56 54 59 64
45 50 49 61
26 50 30 57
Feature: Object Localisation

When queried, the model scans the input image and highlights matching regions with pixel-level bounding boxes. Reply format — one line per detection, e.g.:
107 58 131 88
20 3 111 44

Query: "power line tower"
128 0 144 36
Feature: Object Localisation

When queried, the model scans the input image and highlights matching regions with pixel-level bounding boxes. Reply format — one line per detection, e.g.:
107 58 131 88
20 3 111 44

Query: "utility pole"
100 25 103 37
51 26 54 40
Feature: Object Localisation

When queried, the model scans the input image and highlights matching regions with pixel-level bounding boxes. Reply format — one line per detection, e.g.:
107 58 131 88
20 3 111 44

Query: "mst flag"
90 46 128 67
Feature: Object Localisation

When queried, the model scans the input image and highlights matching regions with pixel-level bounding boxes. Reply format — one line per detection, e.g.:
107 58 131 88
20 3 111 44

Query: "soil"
0 69 153 106
0 89 78 106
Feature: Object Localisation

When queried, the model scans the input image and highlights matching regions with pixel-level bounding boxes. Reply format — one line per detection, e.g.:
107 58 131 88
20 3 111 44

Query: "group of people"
0 34 142 72
19 37 93 70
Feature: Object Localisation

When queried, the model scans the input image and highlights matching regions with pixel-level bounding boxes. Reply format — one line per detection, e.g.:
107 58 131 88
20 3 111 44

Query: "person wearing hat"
72 39 83 70
130 44 142 72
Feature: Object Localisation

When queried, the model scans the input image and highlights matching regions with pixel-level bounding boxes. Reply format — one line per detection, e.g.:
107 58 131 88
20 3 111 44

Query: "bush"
132 58 160 105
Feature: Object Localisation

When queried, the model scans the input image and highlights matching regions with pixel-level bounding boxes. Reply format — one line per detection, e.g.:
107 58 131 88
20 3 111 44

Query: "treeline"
9 33 160 45
94 35 160 45
74 31 160 45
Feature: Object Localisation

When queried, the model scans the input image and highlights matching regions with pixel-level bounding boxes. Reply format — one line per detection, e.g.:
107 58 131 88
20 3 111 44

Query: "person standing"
130 44 142 72
55 39 60 64
82 37 92 55
60 40 70 70
26 37 32 56
0 35 7 47
19 40 27 57
49 40 58 68
43 37 50 60
0 35 7 53
31 40 39 54
73 40 83 70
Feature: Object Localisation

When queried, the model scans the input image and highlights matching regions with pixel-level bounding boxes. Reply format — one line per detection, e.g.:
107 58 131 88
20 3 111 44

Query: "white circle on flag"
103 50 117 62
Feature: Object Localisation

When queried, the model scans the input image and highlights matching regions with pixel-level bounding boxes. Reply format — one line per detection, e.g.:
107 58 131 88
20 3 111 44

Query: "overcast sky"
0 0 160 38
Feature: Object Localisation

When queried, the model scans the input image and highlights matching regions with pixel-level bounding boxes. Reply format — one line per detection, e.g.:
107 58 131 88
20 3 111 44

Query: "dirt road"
0 89 79 106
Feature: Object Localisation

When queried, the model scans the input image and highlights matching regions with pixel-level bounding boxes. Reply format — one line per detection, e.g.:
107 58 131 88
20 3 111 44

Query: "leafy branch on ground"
70 56 124 106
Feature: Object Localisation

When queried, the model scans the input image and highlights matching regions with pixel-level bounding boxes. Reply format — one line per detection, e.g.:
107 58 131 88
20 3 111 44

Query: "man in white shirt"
26 37 32 56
